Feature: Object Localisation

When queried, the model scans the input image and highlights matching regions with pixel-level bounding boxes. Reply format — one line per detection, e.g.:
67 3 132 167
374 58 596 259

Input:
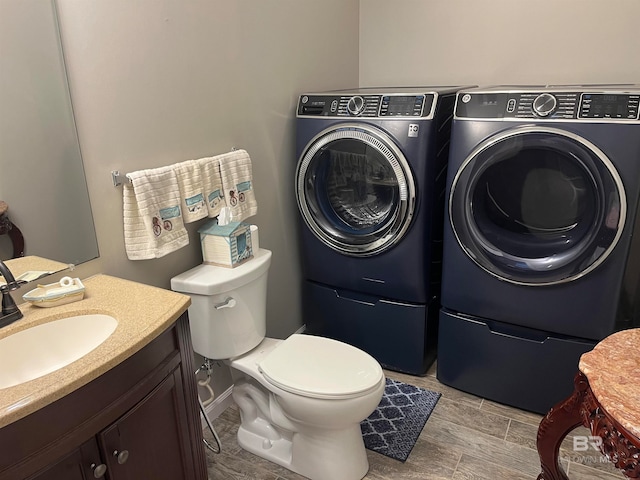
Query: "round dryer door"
449 125 626 285
296 123 416 256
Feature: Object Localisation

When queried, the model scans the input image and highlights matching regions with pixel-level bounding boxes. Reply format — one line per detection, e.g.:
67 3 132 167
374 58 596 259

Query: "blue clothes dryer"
295 87 466 375
438 85 640 413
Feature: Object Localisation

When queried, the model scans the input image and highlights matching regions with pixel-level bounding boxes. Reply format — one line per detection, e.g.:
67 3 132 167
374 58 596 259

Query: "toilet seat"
257 334 383 400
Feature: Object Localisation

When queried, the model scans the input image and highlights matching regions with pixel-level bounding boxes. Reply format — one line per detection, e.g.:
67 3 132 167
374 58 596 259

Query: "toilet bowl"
171 248 385 480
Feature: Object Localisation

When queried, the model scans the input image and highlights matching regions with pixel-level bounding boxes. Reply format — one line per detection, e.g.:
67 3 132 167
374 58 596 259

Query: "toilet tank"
171 249 272 359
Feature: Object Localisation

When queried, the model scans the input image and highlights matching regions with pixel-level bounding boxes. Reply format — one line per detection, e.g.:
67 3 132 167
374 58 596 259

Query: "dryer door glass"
296 124 415 256
450 126 626 285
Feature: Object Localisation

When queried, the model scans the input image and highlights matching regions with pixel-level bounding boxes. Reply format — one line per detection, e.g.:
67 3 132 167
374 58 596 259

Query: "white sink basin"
0 314 118 389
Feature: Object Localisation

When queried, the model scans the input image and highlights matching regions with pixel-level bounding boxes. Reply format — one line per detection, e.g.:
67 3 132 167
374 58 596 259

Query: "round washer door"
449 125 626 285
296 123 416 256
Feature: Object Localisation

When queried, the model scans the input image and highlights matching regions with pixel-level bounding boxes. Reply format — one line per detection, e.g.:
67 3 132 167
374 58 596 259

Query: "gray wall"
55 0 360 341
360 0 640 87
54 0 359 396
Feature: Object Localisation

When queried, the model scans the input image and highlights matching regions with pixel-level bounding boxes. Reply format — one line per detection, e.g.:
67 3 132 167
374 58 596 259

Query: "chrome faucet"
0 260 22 328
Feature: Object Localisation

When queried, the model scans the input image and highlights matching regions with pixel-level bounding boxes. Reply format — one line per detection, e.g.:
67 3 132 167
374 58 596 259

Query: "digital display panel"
580 94 638 119
380 95 424 116
388 96 414 111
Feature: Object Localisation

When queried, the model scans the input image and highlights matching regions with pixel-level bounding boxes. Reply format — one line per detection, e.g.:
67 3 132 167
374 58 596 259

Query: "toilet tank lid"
171 248 272 296
257 334 384 399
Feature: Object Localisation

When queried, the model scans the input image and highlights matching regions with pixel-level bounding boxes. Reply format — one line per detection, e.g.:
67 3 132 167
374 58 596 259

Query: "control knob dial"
347 96 365 116
532 93 557 117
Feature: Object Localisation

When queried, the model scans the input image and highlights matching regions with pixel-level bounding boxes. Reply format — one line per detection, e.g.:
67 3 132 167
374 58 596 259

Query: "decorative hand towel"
218 149 258 222
123 166 189 260
198 156 225 218
173 159 207 223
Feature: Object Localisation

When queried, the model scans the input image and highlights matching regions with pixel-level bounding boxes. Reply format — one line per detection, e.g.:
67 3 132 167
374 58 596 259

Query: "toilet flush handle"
214 297 236 309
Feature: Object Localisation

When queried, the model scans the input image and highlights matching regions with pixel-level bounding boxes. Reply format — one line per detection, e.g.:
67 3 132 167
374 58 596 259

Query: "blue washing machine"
295 87 465 375
438 85 640 413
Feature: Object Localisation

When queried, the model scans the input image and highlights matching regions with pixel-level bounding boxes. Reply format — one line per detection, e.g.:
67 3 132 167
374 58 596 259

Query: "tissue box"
198 218 253 268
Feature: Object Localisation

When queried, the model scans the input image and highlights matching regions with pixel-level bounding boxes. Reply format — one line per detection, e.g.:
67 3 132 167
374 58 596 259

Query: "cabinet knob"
113 449 130 464
90 463 107 478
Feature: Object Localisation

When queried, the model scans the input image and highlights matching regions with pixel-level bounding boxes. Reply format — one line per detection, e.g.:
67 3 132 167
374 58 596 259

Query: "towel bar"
111 171 131 187
111 147 240 187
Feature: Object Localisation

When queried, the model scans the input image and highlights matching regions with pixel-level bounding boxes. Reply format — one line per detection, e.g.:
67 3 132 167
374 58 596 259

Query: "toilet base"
236 421 369 480
228 338 383 480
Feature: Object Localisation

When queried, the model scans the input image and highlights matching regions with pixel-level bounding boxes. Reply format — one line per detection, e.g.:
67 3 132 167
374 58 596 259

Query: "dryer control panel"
455 89 640 121
297 93 435 119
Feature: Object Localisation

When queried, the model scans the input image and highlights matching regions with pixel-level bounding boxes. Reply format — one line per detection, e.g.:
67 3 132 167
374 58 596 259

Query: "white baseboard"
200 385 234 429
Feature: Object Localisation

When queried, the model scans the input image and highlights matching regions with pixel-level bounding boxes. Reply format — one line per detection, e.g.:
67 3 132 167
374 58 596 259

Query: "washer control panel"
456 90 640 121
579 93 639 119
297 93 435 118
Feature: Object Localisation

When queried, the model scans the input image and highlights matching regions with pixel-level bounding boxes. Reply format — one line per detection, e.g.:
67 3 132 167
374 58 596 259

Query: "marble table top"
579 328 640 440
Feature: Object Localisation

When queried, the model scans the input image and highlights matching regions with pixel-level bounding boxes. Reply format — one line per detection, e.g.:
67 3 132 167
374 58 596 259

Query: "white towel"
123 166 189 260
198 156 225 218
218 149 258 222
173 159 207 223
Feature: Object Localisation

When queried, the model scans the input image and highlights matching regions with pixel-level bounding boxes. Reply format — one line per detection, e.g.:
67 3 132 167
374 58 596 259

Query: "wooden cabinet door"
98 368 194 480
25 439 105 480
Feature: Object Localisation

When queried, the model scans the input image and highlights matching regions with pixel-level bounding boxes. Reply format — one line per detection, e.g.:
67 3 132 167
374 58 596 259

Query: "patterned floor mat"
360 378 441 461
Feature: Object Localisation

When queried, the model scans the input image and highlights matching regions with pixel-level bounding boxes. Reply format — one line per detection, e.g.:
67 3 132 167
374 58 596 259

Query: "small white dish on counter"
22 277 85 308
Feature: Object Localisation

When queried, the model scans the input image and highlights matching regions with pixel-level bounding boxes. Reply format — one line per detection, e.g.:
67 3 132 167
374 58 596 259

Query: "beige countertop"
0 274 190 428
579 328 640 440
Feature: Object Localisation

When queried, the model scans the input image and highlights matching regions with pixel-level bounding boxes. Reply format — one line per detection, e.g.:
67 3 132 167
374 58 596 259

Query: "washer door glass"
296 123 415 256
450 126 626 285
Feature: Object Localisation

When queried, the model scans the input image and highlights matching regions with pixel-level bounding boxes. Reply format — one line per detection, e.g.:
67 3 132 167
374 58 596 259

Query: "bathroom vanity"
0 275 208 480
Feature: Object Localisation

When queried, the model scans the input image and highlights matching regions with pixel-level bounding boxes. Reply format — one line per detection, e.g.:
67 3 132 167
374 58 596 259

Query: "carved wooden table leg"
536 373 590 480
587 403 640 478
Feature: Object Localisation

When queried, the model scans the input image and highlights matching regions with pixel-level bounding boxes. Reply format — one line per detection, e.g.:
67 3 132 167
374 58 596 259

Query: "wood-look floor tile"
206 448 281 480
422 415 542 477
567 461 627 479
504 418 538 450
364 436 459 479
452 454 533 480
431 396 510 440
479 399 543 427
206 369 625 480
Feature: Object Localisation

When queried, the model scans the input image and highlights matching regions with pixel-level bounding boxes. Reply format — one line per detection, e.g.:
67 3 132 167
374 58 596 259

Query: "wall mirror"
0 0 99 280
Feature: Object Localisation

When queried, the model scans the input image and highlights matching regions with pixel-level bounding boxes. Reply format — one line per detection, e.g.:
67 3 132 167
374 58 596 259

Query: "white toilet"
171 248 385 480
